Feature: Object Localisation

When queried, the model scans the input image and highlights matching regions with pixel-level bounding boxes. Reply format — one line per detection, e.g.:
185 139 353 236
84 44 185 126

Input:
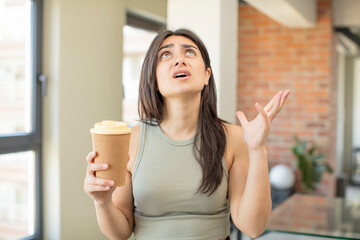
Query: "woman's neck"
160 94 201 141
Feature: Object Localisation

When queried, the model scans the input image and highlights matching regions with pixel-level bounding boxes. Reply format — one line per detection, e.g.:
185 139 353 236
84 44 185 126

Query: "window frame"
0 0 43 239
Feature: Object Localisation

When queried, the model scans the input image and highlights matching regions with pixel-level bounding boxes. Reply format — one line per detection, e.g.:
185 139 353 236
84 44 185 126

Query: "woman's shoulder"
223 123 247 170
130 123 141 147
223 123 248 153
131 124 141 135
128 124 141 173
223 122 244 143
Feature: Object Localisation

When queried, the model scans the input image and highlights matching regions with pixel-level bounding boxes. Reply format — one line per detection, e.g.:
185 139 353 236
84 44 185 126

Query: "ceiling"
239 0 360 51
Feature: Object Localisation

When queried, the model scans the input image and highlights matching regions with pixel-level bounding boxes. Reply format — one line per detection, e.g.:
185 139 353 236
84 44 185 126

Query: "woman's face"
156 35 211 98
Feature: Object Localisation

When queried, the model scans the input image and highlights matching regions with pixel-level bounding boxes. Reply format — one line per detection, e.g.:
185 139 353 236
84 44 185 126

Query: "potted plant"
291 135 333 194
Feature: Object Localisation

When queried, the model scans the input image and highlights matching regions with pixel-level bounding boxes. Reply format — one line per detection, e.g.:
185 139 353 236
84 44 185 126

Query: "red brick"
238 0 336 196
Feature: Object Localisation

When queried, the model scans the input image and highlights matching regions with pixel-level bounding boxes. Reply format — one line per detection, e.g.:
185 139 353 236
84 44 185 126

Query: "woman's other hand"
236 90 290 150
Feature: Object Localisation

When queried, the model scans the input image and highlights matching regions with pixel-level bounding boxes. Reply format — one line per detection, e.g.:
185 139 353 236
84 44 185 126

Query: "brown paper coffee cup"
90 121 131 187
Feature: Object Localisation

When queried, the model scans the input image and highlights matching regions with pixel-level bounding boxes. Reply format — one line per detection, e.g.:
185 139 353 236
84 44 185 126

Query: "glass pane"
267 194 360 239
0 0 32 135
0 151 35 239
122 25 156 126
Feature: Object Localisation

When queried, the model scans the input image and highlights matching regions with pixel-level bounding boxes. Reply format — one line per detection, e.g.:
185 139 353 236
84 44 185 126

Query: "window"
0 0 43 239
122 25 157 126
122 10 165 126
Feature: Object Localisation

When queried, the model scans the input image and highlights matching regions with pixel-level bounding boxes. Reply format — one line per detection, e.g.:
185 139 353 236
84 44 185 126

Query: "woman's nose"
174 55 186 67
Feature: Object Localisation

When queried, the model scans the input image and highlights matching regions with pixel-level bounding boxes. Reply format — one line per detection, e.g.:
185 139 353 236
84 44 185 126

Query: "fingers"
267 90 290 121
264 90 290 112
87 163 108 176
264 92 279 112
236 111 249 126
255 102 269 123
84 175 114 193
86 151 106 177
86 151 97 164
267 91 282 120
84 151 116 196
86 175 114 189
279 90 291 109
86 185 111 192
87 175 114 186
236 90 290 136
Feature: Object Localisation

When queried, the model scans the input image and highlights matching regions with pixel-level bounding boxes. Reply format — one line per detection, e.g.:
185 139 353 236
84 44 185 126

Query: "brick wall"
237 0 337 196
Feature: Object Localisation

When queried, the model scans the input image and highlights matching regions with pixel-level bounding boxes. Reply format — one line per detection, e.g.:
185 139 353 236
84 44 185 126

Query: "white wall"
334 0 360 26
167 0 238 123
353 59 360 147
42 0 166 239
336 49 346 174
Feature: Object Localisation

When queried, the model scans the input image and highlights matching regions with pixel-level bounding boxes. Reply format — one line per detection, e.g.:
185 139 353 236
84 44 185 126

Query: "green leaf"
325 163 333 173
294 135 301 143
313 154 324 163
313 165 324 183
292 135 333 194
309 146 316 155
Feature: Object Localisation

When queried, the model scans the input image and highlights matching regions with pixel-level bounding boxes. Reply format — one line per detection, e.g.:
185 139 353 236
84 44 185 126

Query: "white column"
353 59 360 147
167 0 238 123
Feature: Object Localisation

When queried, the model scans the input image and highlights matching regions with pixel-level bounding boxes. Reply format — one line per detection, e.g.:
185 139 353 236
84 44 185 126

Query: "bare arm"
227 128 271 238
227 90 290 238
93 169 134 240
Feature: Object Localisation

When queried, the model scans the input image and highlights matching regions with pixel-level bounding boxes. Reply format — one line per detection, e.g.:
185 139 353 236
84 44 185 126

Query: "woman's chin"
162 89 203 98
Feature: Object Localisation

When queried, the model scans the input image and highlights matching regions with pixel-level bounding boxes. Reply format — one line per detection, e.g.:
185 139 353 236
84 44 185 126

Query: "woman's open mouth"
172 70 191 80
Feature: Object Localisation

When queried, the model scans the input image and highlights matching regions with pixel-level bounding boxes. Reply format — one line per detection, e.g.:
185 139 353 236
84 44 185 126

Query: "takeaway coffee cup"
90 120 131 187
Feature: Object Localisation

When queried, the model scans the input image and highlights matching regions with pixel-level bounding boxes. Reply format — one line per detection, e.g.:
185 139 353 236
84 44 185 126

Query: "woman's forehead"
159 35 197 48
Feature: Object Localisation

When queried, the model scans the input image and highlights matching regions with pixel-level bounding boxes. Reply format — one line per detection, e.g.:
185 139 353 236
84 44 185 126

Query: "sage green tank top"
132 122 230 240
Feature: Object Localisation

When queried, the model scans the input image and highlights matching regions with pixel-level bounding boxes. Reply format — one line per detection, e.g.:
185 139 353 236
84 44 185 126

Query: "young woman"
84 29 290 240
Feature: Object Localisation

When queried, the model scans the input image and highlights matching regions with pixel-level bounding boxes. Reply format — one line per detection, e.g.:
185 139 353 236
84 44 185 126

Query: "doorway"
122 10 165 126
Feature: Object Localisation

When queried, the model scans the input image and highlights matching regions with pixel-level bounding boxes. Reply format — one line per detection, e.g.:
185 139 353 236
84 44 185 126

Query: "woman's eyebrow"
158 44 174 52
181 44 198 50
158 43 198 52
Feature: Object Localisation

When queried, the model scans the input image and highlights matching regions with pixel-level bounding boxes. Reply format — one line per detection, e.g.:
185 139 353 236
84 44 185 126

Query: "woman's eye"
185 49 195 56
160 52 171 59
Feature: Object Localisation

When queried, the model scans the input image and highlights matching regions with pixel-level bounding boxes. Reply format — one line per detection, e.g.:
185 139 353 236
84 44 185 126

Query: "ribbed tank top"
132 122 230 240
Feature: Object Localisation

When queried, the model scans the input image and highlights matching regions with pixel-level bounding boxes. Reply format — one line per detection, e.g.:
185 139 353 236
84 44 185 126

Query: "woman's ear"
204 67 211 85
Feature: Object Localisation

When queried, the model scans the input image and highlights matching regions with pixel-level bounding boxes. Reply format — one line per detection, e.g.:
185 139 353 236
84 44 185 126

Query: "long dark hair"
138 29 227 195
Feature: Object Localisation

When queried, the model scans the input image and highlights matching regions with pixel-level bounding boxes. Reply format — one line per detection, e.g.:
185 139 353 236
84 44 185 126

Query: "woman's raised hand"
84 151 116 205
236 90 290 150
